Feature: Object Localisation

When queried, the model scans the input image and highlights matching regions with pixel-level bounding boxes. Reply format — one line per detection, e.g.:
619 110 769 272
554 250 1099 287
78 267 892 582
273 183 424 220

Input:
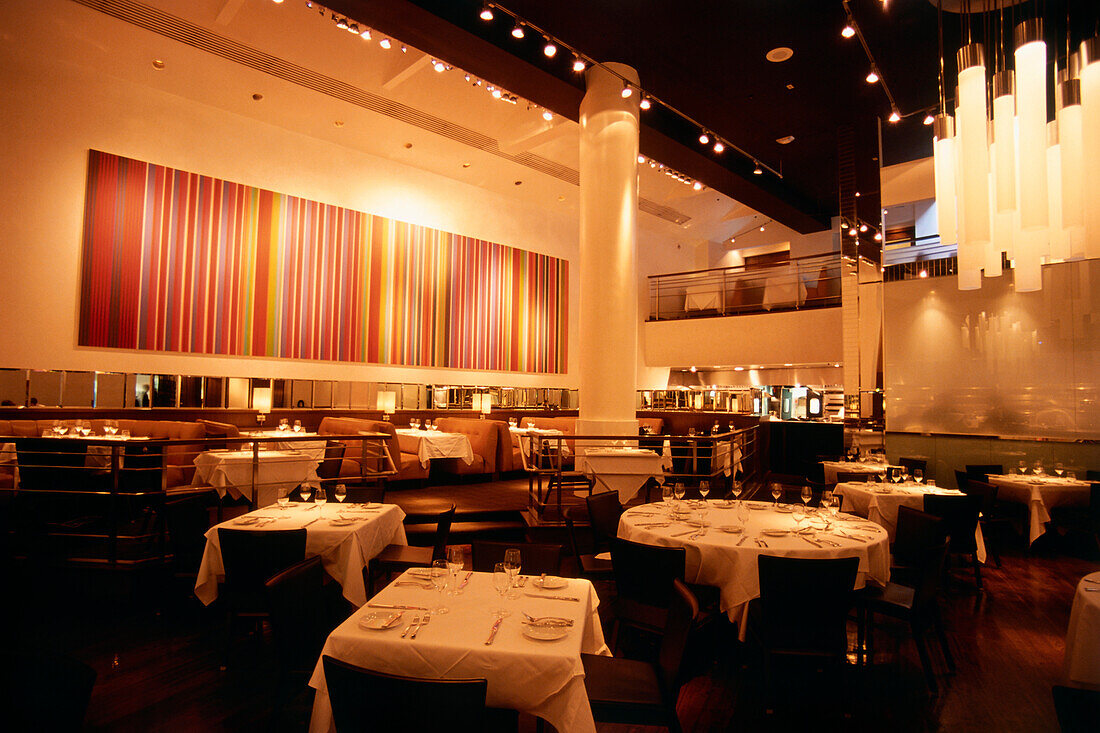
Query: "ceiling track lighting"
639 97 651 110
572 57 586 73
713 141 725 153
866 69 879 84
698 132 710 145
543 39 557 58
841 1 903 124
479 4 494 21
888 109 900 123
753 162 763 175
620 83 633 99
511 23 525 39
378 37 391 49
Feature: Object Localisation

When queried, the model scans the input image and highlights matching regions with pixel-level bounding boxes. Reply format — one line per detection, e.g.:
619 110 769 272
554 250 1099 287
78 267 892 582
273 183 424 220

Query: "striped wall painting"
78 150 568 373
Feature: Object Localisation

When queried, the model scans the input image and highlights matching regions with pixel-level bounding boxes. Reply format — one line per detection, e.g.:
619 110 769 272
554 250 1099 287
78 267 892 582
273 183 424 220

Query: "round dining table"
618 500 891 639
1064 571 1100 687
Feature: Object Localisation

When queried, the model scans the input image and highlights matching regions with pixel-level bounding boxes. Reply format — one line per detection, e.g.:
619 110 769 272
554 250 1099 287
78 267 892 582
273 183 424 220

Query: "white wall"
0 1 599 389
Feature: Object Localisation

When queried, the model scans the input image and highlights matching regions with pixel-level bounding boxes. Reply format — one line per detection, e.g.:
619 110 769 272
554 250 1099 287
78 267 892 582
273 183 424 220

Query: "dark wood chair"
563 505 614 579
322 655 487 732
899 456 927 477
965 464 1002 481
0 649 97 732
365 504 454 595
609 537 686 651
586 491 624 551
923 493 984 589
891 506 943 584
836 471 871 483
954 469 970 491
752 555 859 711
962 479 1013 567
859 540 954 694
1052 683 1100 733
581 578 699 733
265 556 331 713
470 540 563 575
316 440 346 481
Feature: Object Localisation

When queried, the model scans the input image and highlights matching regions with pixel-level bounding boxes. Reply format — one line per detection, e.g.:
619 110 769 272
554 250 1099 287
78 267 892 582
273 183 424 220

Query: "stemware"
800 485 812 511
662 483 674 510
699 480 710 502
430 559 450 615
278 418 288 431
673 482 686 506
792 502 806 532
334 484 347 503
292 419 302 432
508 417 517 428
315 487 327 515
1033 460 1045 477
913 468 924 485
492 562 512 617
277 490 290 509
300 485 312 504
771 482 782 507
1018 460 1028 475
424 419 433 430
1054 462 1065 478
503 548 522 598
730 481 743 504
447 546 464 594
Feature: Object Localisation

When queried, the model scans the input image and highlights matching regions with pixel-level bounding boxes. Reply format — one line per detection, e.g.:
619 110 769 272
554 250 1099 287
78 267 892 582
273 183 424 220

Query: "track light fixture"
866 68 879 84
639 97 651 110
753 162 763 175
378 37 391 49
479 4 494 21
888 109 900 123
699 132 710 145
620 84 633 99
572 57 585 72
713 141 725 153
511 23 525 39
543 39 556 57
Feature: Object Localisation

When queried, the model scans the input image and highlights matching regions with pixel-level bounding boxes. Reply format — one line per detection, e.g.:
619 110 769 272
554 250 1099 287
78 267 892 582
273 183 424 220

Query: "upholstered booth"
316 416 428 483
431 417 499 476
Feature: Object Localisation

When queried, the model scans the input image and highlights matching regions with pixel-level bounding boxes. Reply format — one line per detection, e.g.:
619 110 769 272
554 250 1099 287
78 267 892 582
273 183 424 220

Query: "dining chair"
965 464 1002 480
609 537 686 651
922 493 984 589
563 505 614 580
0 649 97 732
835 471 871 483
315 440 346 481
365 504 455 595
961 479 1012 568
954 469 970 491
322 655 487 732
346 485 386 504
899 456 927 477
890 506 943 586
751 555 859 712
470 540 563 575
264 556 331 714
586 490 624 553
857 540 953 694
581 578 699 733
1052 683 1100 733
217 528 307 669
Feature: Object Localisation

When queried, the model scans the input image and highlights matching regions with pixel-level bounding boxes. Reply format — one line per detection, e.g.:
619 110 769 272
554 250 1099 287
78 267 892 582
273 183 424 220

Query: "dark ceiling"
326 0 1098 234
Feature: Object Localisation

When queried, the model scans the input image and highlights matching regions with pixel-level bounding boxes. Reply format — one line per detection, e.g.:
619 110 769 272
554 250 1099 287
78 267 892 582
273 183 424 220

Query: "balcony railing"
647 254 843 321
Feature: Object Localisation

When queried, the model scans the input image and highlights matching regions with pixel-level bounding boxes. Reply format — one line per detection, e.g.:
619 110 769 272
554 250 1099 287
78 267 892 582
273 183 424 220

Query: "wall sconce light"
377 391 397 421
252 387 272 425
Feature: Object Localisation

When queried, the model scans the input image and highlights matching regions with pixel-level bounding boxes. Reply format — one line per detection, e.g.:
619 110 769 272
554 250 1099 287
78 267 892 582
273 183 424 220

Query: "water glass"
662 483 674 510
800 485 812 510
315 487 327 513
120 429 131 439
673 482 686 503
913 468 924 484
447 546 464 593
278 418 288 431
293 419 302 432
300 485 312 503
492 563 511 617
334 484 347 503
277 491 290 509
503 548 522 598
699 480 710 502
771 482 782 507
1054 462 1065 477
730 481 743 503
1018 460 1028 475
431 559 450 615
1033 460 1045 477
793 502 806 531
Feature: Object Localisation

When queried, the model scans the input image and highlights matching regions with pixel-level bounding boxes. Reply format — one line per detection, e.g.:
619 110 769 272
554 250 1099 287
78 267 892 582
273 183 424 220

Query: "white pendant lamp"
992 71 1017 214
1058 79 1086 258
1080 37 1100 258
987 147 1006 276
1046 120 1069 261
933 114 957 247
1014 20 1049 233
955 44 990 289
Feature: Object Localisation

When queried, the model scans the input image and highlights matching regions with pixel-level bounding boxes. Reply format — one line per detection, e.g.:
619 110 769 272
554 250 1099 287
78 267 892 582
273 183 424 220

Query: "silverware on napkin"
485 617 503 645
523 593 580 602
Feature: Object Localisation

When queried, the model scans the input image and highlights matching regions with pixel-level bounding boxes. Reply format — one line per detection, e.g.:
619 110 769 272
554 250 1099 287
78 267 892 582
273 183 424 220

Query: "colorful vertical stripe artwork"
78 150 568 373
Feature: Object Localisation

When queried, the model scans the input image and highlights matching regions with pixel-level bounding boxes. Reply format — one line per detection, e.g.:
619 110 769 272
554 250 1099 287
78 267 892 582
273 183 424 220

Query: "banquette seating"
431 417 500 476
316 416 428 483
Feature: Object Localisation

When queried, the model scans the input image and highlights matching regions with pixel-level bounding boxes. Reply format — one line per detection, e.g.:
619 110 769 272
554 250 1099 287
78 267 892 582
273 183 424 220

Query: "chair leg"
972 554 983 589
932 610 955 672
856 605 866 666
911 624 938 695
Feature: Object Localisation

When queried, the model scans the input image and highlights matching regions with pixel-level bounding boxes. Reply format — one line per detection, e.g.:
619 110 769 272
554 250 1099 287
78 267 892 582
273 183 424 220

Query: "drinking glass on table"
1054 462 1065 477
492 563 512 617
430 559 450 615
1067 471 1077 481
278 418 288 431
1033 460 1045 476
699 480 710 502
299 485 312 504
771 482 782 507
801 485 812 511
292 419 302 433
900 467 910 484
334 484 347 503
792 502 806 531
447 546 464 593
315 487 327 514
662 483 674 510
913 468 924 485
277 490 290 510
120 429 131 439
730 480 743 504
503 548 522 598
1018 460 1028 475
673 482 686 506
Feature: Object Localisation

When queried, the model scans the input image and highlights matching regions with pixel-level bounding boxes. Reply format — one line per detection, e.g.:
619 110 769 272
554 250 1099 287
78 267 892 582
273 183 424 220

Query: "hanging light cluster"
933 5 1099 293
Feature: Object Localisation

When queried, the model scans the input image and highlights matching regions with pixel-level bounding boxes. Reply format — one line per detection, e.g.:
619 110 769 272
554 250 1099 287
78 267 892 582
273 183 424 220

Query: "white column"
577 63 640 440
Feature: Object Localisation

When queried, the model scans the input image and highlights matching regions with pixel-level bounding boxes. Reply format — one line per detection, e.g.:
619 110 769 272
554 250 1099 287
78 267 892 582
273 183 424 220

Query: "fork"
401 614 421 638
410 613 430 638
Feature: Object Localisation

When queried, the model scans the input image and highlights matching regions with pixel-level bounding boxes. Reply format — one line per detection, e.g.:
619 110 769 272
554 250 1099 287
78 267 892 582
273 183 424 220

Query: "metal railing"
647 254 843 321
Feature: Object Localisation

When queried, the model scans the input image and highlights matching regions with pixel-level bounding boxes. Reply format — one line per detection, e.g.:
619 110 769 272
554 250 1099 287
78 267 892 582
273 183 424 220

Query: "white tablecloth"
987 474 1093 544
195 503 406 608
510 427 571 461
395 429 474 468
619 500 890 639
684 284 720 311
1065 571 1100 686
192 449 322 507
833 482 987 563
761 269 807 310
583 448 668 503
242 430 327 460
308 571 610 733
821 460 888 484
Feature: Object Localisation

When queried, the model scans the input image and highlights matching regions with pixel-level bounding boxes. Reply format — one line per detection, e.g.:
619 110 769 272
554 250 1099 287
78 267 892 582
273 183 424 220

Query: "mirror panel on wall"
95 372 127 407
28 370 62 407
290 380 312 408
62 371 95 407
203 377 225 408
0 369 27 406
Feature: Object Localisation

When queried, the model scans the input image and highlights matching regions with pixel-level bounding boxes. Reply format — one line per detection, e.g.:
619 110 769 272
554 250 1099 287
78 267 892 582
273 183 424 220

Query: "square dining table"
192 448 322 507
395 428 474 468
986 473 1094 544
308 570 610 733
195 502 406 607
583 447 670 503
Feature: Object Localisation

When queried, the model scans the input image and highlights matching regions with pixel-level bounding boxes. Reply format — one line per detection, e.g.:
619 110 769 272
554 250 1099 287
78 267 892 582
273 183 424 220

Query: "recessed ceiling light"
637 155 645 164
766 47 794 63
334 120 344 127
379 38 392 49
514 180 522 185
776 135 795 145
542 110 553 121
151 58 165 70
786 83 795 90
251 93 263 101
461 162 471 168
690 366 697 372
692 181 703 191
734 366 745 371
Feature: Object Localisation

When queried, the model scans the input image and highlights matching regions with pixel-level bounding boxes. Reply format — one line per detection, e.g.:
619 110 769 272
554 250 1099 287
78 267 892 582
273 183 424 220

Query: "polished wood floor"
6 479 1096 732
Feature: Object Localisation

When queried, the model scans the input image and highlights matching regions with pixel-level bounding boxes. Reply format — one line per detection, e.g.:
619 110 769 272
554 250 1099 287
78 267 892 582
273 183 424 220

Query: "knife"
458 571 473 590
485 617 503 645
367 603 428 611
799 534 823 548
523 593 580 602
300 517 320 528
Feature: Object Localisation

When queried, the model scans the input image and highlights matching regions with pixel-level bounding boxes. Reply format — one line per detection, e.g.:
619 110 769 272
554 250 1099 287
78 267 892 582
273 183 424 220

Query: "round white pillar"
577 62 640 440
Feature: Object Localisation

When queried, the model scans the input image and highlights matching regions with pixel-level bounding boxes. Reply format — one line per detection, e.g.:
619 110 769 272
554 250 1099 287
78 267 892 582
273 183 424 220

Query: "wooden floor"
6 478 1097 732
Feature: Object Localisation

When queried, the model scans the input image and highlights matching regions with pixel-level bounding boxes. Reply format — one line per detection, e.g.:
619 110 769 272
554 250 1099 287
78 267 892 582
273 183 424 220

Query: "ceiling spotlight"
713 141 725 153
752 162 762 175
335 16 348 30
730 237 736 243
919 269 929 278
572 57 585 73
379 37 392 49
400 45 407 53
479 4 494 21
859 223 868 232
849 227 858 236
865 69 879 84
637 155 645 164
360 27 371 40
433 60 445 72
273 0 284 4
873 232 882 241
923 114 935 125
511 23 525 39
759 225 766 232
776 135 795 144
543 40 557 57
620 84 633 99
347 23 360 34
692 181 703 191
491 88 503 98
841 23 856 39
854 191 861 197
888 110 901 123
698 132 710 145
542 110 553 121
639 97 651 110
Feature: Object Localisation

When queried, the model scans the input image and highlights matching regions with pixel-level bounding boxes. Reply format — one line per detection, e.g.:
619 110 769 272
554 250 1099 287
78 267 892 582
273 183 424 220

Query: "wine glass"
315 487 327 515
293 419 302 433
508 417 517 428
900 466 910 484
447 546 464 594
430 559 450 615
300 485 312 504
1033 460 1045 477
277 490 290 510
1018 460 1028 475
730 480 743 505
278 418 288 431
673 482 686 507
503 548 522 598
120 429 131 439
492 562 512 617
1054 462 1065 478
792 502 806 532
334 483 347 504
826 493 840 521
801 485 812 511
771 482 782 507
662 483 674 511
913 468 924 484
699 480 710 503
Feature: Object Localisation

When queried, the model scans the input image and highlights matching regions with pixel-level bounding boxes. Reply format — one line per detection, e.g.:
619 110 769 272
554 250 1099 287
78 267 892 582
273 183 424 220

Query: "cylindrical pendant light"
1014 20 1049 232
933 114 957 247
992 71 1017 213
1059 79 1086 258
1047 120 1068 261
1014 229 1043 292
956 44 990 289
986 164 1005 276
1080 37 1100 258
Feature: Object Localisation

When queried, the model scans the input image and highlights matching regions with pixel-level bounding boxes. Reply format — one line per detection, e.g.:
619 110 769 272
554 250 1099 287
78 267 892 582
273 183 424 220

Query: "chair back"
910 540 950 618
471 540 563 575
893 506 943 568
323 655 486 732
965 464 1002 480
265 556 328 673
954 469 970 491
562 506 589 559
835 471 870 483
217 528 307 609
962 479 999 517
1052 684 1100 733
657 579 700 702
586 491 624 548
316 441 346 480
756 555 859 655
610 537 685 609
347 485 386 504
899 457 927 476
922 494 981 553
402 504 455 561
1 650 97 731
